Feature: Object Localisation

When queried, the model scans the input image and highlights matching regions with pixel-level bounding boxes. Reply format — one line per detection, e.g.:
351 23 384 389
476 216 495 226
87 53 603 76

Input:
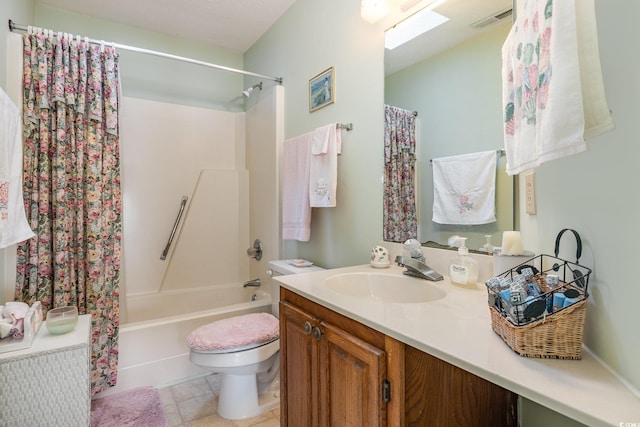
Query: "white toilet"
187 260 324 420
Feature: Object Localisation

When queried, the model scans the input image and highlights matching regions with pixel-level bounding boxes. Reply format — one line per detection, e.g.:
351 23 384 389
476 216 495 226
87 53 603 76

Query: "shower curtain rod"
8 19 284 84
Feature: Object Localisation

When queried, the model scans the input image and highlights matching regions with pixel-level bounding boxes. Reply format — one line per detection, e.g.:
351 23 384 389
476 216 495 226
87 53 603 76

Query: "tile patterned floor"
157 375 280 427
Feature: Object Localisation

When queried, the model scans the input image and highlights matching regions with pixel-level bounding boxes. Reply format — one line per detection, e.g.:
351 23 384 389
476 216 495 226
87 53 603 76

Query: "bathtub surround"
14 30 121 396
96 89 282 397
1 6 282 399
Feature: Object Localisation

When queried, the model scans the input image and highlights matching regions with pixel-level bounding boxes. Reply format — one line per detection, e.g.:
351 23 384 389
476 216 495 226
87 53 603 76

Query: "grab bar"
160 196 188 260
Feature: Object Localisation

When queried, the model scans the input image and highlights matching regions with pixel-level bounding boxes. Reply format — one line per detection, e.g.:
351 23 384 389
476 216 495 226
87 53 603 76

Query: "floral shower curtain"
15 31 122 395
383 105 417 243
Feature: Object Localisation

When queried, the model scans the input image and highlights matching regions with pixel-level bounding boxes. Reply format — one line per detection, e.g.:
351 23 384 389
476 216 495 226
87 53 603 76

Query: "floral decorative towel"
502 0 613 176
432 150 497 225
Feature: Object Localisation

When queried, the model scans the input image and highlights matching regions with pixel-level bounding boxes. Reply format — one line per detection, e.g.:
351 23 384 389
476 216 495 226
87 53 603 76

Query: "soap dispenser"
449 237 479 288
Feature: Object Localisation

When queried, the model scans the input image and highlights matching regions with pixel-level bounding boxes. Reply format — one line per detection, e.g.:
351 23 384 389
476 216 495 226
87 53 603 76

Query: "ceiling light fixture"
398 0 438 13
361 0 391 24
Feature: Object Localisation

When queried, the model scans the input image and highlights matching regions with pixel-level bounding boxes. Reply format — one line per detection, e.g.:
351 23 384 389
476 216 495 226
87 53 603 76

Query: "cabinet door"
405 346 517 427
318 321 387 427
280 301 320 427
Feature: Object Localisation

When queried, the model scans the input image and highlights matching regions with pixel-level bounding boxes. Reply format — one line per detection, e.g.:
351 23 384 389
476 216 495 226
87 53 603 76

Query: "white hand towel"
432 150 497 225
282 132 313 241
502 0 613 176
0 87 35 249
309 123 342 207
575 0 615 139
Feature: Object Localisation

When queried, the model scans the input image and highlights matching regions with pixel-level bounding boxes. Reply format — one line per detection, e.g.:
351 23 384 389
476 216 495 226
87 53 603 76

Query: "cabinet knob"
304 321 313 334
313 326 323 341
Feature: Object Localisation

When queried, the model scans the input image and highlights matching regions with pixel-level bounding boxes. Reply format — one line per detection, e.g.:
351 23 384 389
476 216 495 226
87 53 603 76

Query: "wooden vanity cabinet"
404 345 518 426
280 290 389 426
280 288 517 427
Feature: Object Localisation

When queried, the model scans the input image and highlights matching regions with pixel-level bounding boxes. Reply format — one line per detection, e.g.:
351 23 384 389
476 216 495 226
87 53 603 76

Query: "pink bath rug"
90 386 167 427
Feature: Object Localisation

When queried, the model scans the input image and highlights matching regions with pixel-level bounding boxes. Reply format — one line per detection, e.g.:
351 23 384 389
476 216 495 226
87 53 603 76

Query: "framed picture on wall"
309 66 334 112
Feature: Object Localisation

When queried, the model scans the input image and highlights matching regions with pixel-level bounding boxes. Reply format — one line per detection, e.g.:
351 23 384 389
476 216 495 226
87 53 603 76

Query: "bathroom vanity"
276 264 640 427
280 287 517 426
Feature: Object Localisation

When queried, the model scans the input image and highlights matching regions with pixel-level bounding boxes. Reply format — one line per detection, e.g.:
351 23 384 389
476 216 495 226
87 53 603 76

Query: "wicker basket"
489 298 587 359
486 251 591 360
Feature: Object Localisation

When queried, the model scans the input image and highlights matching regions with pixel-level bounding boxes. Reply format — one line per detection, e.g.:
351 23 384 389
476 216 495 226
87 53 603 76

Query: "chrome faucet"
242 278 261 287
395 256 444 281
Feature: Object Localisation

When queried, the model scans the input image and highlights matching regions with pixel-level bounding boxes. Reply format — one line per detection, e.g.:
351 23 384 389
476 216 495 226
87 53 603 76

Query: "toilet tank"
267 260 325 317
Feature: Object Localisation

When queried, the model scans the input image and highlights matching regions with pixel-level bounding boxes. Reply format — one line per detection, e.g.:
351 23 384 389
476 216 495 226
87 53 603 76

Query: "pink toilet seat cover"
187 312 279 352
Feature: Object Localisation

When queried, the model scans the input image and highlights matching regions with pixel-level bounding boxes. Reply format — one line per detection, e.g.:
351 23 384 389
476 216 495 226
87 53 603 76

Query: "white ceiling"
35 0 297 53
384 0 513 74
35 0 512 73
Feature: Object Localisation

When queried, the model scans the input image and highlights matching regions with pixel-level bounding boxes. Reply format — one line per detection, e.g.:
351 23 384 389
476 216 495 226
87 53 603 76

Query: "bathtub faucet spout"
243 278 261 288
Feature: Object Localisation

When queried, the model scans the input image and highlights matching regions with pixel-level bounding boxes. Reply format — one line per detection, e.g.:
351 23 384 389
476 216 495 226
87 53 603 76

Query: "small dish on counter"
286 259 314 267
370 261 391 268
46 306 78 335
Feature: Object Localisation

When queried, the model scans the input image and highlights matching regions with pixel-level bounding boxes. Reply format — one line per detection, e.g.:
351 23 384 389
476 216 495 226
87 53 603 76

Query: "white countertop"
275 264 640 427
0 314 91 361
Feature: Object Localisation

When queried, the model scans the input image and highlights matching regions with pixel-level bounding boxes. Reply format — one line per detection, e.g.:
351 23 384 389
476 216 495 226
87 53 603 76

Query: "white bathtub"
97 284 272 397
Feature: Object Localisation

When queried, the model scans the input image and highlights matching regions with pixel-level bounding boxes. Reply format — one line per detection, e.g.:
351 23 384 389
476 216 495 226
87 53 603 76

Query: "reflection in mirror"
383 0 515 251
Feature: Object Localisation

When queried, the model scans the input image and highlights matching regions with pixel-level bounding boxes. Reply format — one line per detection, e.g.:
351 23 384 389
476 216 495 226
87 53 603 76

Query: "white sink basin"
324 272 446 303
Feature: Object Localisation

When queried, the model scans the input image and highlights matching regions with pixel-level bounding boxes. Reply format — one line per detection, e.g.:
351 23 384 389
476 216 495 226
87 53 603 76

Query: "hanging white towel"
575 0 615 139
309 123 342 207
0 87 35 249
502 0 613 176
282 132 313 241
432 150 497 225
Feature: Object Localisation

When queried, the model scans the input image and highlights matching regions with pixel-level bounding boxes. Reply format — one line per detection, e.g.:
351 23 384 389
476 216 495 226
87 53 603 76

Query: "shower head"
242 82 263 98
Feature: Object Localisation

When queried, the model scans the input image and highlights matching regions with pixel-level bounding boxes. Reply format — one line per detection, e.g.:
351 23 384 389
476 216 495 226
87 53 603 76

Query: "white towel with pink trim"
186 312 279 352
309 123 341 207
282 132 313 241
432 150 497 225
0 87 35 248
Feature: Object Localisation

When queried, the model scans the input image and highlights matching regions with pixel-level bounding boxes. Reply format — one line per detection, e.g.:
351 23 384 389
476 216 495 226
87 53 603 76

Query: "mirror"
383 0 515 252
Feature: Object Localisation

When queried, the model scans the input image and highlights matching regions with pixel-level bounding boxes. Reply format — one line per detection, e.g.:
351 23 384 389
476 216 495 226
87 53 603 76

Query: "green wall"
385 21 513 250
245 0 385 268
33 4 245 110
2 0 639 423
518 0 640 394
247 0 640 424
0 0 34 90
